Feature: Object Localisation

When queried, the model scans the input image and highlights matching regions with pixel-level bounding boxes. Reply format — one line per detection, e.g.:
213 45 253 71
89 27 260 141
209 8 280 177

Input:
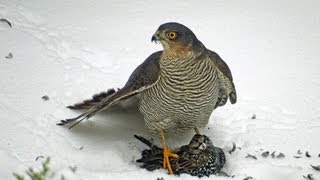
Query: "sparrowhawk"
58 22 237 174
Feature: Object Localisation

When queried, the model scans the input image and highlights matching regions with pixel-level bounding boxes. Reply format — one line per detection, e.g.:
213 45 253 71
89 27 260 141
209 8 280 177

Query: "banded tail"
67 89 117 110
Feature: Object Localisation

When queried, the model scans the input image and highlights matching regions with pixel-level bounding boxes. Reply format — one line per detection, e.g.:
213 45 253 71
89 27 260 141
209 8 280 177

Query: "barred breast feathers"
139 49 220 133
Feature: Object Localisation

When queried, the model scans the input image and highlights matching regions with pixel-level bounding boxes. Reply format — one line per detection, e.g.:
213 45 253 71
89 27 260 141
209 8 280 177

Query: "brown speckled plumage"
135 134 226 177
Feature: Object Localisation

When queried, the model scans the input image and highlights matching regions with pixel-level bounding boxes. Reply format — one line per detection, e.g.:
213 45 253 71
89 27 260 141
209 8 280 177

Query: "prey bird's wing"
208 50 237 108
58 51 163 128
172 147 208 172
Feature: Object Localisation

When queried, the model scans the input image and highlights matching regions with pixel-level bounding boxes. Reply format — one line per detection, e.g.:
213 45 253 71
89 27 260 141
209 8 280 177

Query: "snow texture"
0 0 320 179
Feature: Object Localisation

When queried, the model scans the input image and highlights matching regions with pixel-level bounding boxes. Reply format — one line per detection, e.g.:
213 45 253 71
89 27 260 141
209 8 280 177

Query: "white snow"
1 0 320 180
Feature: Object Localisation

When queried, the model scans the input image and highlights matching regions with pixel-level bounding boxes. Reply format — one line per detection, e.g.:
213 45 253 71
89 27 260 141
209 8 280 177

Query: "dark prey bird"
135 134 226 177
58 22 236 174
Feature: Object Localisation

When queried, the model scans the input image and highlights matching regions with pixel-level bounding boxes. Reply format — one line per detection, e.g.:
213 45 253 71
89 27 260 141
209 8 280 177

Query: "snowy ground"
1 0 320 179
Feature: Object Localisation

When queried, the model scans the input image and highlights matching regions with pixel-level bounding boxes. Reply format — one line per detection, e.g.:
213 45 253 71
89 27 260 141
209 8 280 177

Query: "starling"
135 134 226 177
58 22 236 174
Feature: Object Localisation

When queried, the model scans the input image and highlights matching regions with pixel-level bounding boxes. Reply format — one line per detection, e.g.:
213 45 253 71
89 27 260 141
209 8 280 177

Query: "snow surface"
1 0 320 179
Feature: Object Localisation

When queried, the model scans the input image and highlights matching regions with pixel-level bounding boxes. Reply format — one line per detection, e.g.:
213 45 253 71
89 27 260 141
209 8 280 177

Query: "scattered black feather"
135 134 226 177
293 156 302 158
228 142 236 154
276 152 285 159
35 155 44 161
303 174 314 180
243 176 253 180
245 154 257 160
306 151 311 157
5 52 13 59
297 150 302 154
251 114 256 119
310 165 320 171
0 18 12 27
271 151 276 158
261 151 269 158
69 166 77 173
41 95 49 101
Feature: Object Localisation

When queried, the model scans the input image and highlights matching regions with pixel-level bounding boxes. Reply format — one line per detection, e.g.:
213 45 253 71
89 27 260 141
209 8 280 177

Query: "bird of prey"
58 22 237 174
135 134 226 177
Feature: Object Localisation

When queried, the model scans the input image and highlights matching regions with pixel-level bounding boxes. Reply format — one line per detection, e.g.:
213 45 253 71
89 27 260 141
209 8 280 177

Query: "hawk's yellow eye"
167 32 177 39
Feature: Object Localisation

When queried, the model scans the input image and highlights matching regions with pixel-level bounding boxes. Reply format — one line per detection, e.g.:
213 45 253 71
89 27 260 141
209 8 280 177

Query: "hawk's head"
152 22 204 57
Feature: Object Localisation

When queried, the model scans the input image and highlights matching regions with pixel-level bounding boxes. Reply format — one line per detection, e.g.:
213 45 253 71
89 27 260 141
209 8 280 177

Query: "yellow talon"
160 129 178 174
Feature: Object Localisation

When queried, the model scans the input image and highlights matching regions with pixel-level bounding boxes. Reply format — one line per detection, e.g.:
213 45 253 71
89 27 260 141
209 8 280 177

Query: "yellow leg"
194 127 200 134
160 129 178 174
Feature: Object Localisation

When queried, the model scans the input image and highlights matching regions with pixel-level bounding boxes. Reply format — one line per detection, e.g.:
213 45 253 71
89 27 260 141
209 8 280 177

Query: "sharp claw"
163 148 178 174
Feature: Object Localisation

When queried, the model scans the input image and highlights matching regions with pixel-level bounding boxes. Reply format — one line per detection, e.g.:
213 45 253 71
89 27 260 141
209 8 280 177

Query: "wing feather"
208 50 237 108
58 51 163 128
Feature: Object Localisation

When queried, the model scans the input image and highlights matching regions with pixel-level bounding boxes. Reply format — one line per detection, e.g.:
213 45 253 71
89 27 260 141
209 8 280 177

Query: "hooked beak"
151 32 161 43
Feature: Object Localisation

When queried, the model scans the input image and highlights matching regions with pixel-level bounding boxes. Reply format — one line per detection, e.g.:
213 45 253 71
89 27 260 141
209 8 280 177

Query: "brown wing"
58 51 163 128
208 50 237 108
